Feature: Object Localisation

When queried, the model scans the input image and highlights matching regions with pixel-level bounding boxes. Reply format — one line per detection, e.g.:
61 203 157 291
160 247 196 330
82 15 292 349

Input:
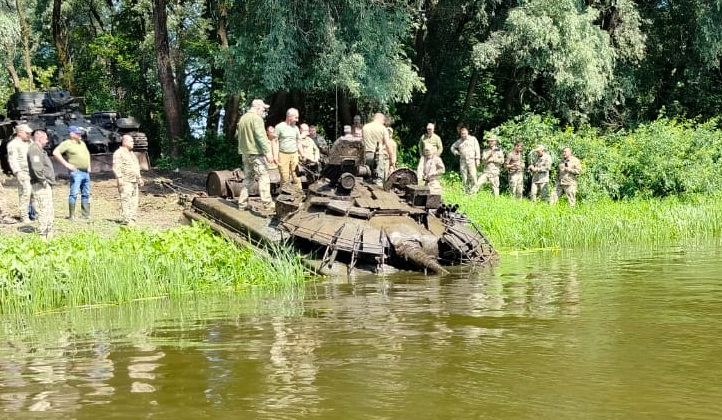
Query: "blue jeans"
68 169 91 204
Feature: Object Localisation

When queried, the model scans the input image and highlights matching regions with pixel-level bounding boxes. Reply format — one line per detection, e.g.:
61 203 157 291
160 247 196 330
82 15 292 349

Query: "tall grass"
0 223 307 314
443 180 722 251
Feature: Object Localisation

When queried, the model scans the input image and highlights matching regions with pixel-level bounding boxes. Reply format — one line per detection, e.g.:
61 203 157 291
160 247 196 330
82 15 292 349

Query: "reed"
0 223 307 314
443 181 722 251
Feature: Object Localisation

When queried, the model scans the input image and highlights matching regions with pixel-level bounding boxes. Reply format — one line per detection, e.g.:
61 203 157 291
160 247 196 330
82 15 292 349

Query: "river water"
1 240 721 419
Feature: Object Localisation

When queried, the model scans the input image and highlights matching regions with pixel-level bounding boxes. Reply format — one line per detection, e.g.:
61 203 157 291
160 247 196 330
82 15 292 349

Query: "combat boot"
68 203 76 221
81 202 90 220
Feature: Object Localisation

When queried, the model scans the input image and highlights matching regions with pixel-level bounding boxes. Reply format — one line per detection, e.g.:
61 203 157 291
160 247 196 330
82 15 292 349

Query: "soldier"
27 130 55 238
266 125 279 170
236 99 274 212
550 147 582 206
450 127 481 194
528 144 553 202
275 108 304 189
419 123 443 157
505 141 525 198
298 124 320 164
112 135 145 226
362 113 394 185
53 125 92 220
472 135 505 196
335 125 354 144
308 125 329 155
383 127 398 178
7 123 33 222
420 145 445 195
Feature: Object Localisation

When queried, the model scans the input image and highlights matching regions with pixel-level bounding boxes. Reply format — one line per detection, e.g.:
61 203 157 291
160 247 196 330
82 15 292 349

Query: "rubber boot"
81 202 90 220
68 203 76 221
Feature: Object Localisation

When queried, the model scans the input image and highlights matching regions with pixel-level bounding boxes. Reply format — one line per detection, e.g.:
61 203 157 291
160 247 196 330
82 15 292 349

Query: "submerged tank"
0 89 150 174
187 138 498 275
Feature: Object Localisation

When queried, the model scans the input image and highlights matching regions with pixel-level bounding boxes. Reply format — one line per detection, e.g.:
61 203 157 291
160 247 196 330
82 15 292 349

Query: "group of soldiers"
0 123 144 239
235 99 582 208
450 130 582 205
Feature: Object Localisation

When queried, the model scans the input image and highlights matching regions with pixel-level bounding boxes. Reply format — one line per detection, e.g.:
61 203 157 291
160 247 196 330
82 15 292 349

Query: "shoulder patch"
32 156 40 163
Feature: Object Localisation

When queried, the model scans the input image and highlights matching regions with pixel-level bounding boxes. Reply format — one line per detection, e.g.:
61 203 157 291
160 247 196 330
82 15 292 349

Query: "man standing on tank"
275 108 305 189
7 123 33 223
236 99 274 212
362 113 394 185
27 130 55 239
53 125 91 220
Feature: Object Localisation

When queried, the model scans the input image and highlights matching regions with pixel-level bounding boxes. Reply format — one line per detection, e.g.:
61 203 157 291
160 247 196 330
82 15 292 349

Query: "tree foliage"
0 0 721 170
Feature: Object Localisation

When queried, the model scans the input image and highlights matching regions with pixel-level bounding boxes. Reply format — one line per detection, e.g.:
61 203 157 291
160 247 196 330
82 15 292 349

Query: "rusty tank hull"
186 138 498 276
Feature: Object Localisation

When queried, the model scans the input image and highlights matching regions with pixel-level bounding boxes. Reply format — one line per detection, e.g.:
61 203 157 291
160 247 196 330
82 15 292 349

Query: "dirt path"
0 169 210 238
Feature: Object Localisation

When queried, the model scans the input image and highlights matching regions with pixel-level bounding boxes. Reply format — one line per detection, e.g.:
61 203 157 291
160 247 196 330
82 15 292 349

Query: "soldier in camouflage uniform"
528 144 553 202
27 130 55 238
113 135 145 225
420 145 445 195
505 141 525 198
550 147 582 206
236 99 274 213
7 123 33 222
472 135 505 196
450 127 480 194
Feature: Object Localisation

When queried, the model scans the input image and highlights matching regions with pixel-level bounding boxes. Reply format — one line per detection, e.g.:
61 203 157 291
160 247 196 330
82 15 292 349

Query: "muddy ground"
0 168 210 238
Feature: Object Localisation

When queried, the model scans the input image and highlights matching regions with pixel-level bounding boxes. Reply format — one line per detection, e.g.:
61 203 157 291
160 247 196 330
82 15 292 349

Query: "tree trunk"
463 69 479 113
222 94 240 141
52 0 73 91
153 0 184 157
6 62 21 91
16 0 33 90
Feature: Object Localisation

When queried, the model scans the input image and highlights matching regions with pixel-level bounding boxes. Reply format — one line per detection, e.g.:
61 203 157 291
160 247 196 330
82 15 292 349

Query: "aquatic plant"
0 223 307 314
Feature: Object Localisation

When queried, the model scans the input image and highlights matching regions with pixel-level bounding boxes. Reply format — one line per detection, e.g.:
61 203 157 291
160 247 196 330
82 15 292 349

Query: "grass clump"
0 223 307 314
442 180 722 251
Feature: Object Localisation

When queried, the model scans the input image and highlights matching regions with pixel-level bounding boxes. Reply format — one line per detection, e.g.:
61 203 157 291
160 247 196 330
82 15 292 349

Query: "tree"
153 0 184 157
472 0 645 123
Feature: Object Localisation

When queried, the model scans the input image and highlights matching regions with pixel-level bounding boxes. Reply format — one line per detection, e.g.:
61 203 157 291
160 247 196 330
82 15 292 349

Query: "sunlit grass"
0 223 307 314
442 179 722 251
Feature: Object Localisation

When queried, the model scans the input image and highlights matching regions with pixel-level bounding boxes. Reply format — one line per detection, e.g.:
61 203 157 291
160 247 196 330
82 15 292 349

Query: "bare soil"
0 169 210 238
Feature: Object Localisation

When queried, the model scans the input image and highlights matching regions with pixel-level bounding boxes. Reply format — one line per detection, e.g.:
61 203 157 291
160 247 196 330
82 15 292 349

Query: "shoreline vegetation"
0 224 306 314
444 182 722 251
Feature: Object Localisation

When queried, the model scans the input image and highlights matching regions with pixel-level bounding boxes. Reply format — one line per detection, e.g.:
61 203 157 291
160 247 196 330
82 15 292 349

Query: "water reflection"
0 242 721 419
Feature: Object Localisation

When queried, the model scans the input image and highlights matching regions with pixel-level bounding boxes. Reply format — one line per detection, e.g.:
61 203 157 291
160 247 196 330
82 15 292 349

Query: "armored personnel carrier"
0 89 149 174
186 138 497 276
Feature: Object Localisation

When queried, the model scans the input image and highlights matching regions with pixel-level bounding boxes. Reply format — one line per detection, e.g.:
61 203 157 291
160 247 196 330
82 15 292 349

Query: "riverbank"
0 168 208 237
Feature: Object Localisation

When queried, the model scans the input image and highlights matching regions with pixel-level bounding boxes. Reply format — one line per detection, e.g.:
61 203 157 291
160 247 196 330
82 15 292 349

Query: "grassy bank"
0 223 307 314
444 181 722 251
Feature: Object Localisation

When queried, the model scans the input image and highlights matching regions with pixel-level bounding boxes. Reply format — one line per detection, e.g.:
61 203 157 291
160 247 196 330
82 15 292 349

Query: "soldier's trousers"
551 183 577 206
278 151 301 188
119 182 139 224
0 180 13 218
426 179 442 196
459 158 477 193
530 182 549 202
237 154 271 208
509 172 524 198
474 172 500 196
31 182 54 238
16 171 31 220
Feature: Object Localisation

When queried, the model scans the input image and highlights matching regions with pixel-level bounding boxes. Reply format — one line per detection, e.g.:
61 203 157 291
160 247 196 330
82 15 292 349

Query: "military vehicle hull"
0 90 150 175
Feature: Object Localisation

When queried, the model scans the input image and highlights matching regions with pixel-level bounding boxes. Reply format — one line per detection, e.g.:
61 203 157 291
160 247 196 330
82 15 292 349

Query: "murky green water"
2 240 721 419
